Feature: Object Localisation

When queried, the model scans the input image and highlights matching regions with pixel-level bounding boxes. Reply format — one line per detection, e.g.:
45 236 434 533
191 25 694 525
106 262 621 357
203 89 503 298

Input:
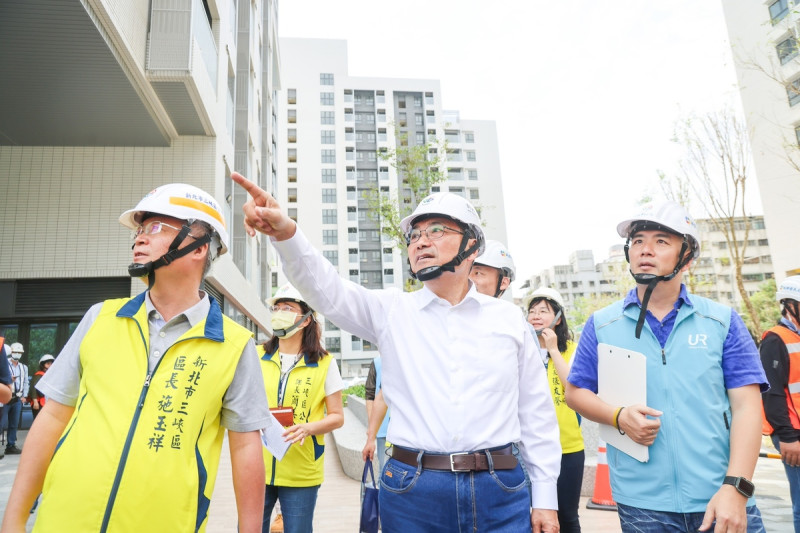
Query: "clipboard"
597 343 649 462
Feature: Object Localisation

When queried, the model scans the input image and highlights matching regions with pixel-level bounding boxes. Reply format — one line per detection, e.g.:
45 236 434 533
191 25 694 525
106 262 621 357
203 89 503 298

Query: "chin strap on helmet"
128 224 211 289
410 229 482 282
273 309 313 338
627 238 691 339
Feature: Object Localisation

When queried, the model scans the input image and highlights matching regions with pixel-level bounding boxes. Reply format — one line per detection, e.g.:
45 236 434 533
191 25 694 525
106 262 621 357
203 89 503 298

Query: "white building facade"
278 38 509 378
721 0 800 281
0 0 280 357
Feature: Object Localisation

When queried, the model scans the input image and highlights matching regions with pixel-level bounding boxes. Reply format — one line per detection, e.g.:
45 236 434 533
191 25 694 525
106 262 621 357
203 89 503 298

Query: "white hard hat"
39 354 55 364
474 240 516 281
399 192 486 256
616 201 700 258
10 342 24 354
528 287 565 310
268 283 312 309
119 183 229 257
777 276 800 303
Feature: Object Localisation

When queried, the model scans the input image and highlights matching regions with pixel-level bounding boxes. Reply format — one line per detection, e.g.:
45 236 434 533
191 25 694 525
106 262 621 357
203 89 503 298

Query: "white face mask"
10 353 22 361
271 310 306 339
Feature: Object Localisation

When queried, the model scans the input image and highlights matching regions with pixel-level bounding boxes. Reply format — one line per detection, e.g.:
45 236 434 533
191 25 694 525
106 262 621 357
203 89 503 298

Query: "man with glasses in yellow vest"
2 184 270 533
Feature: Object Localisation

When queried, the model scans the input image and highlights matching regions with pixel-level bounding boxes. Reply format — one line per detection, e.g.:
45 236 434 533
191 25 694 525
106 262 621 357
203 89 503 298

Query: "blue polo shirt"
568 285 768 393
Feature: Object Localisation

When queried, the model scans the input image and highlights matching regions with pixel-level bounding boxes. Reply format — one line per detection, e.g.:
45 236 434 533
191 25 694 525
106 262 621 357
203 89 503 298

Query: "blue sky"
280 1 754 294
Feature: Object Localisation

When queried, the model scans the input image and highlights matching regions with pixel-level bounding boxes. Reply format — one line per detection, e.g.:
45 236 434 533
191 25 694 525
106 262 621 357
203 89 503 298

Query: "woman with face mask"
527 287 584 533
258 283 345 533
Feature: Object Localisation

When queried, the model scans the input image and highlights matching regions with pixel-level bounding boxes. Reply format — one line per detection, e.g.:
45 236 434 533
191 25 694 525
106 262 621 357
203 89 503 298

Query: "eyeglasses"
407 223 464 244
131 220 198 240
527 307 553 317
269 304 299 313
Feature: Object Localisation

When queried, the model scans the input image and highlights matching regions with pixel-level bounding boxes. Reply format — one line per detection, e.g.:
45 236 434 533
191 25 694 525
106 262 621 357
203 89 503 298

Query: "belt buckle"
449 452 469 472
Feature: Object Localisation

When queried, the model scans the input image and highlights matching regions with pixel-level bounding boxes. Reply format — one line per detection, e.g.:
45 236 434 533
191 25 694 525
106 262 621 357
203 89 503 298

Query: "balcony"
147 0 219 135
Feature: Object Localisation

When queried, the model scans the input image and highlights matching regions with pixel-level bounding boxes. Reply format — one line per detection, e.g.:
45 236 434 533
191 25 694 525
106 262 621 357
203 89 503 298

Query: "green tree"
364 128 449 290
743 279 781 339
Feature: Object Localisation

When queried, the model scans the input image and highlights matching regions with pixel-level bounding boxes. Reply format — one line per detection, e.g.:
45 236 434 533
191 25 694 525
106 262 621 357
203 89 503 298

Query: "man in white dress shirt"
233 173 561 533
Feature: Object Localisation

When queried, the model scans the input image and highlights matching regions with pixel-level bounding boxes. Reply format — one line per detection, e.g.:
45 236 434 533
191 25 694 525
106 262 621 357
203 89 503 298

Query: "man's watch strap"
723 476 755 498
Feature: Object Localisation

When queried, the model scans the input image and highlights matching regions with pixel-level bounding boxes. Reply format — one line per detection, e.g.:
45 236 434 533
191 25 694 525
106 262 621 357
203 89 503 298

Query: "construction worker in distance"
233 172 561 533
469 239 516 298
2 183 271 533
760 275 800 533
565 200 768 533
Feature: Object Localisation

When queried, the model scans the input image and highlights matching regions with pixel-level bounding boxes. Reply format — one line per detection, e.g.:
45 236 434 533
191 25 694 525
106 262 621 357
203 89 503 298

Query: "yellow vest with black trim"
258 345 331 487
762 325 800 435
35 293 251 533
547 340 584 454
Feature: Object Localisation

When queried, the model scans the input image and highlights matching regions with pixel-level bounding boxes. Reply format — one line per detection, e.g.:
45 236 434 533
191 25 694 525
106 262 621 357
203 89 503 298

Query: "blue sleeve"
567 315 599 393
722 310 768 392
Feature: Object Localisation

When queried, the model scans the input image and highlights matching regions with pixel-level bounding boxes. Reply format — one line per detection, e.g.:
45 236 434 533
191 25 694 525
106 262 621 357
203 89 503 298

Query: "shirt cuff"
531 480 559 510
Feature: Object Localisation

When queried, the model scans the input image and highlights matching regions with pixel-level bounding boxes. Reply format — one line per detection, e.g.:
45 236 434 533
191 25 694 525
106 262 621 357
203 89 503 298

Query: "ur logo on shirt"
688 333 708 347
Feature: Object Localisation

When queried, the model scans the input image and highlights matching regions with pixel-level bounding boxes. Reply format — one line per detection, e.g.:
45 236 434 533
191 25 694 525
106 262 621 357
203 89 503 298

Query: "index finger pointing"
231 171 267 199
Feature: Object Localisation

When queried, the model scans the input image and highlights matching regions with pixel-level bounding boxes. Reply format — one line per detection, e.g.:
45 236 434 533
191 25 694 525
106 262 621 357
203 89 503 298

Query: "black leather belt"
391 445 518 472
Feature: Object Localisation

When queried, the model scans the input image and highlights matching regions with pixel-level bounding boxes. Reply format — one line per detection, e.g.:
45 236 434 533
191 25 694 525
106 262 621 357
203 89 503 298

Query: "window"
469 189 479 200
414 95 422 107
363 340 376 351
323 229 338 245
348 227 358 242
770 0 790 24
322 209 337 224
288 109 296 123
468 169 478 180
288 168 297 183
466 151 476 162
323 250 338 266
288 188 297 203
356 113 375 124
321 149 336 163
778 37 799 64
321 111 335 125
287 128 297 143
326 336 340 353
322 169 336 183
324 319 339 331
415 114 423 126
320 73 334 85
288 208 297 222
321 130 335 144
464 132 475 143
322 189 337 203
415 132 425 145
384 268 394 284
449 187 465 197
359 229 380 242
287 89 297 104
320 92 334 105
398 97 406 109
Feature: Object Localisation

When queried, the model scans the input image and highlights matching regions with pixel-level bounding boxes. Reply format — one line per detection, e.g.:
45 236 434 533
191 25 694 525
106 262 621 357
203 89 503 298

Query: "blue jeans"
379 445 531 532
772 435 800 532
262 485 320 533
617 502 765 532
558 450 584 533
3 399 21 447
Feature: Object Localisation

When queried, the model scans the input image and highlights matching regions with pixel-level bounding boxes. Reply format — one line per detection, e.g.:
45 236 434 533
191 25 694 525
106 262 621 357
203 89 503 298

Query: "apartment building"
521 216 774 316
278 38 509 378
721 0 800 281
0 0 280 357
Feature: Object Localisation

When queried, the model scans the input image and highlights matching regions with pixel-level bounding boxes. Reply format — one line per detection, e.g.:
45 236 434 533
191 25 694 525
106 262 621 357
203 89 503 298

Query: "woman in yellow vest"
259 284 344 533
527 287 584 533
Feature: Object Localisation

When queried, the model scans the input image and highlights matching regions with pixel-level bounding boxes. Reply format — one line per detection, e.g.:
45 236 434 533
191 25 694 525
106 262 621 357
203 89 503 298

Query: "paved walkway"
1 430 796 531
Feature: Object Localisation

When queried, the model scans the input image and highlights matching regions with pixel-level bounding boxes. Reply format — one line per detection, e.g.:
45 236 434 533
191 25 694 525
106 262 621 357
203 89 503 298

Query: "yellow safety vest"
547 340 584 454
36 293 251 533
258 345 331 487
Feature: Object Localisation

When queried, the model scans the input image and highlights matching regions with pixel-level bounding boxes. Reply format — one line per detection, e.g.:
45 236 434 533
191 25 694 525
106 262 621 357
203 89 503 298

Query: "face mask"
271 310 305 339
10 353 22 361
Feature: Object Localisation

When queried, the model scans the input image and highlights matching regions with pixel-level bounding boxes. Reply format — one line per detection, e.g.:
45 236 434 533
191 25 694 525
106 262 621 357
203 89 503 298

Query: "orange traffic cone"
586 439 617 511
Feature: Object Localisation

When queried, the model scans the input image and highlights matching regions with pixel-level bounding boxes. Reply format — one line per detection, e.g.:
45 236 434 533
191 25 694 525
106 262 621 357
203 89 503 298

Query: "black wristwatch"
723 476 755 498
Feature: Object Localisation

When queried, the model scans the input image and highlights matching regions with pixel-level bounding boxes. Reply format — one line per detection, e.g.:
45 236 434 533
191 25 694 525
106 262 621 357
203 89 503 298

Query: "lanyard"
277 354 302 406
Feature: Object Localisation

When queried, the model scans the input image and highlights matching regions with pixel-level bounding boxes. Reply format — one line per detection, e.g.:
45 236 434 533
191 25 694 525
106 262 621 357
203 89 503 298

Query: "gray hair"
190 220 221 279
